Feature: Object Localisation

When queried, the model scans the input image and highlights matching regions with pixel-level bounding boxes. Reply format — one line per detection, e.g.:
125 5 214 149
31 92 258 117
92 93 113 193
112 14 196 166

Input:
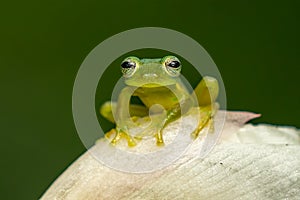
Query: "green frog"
100 56 219 146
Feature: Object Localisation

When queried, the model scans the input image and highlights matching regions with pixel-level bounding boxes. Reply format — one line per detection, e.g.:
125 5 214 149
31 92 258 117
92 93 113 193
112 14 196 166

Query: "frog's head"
120 55 182 88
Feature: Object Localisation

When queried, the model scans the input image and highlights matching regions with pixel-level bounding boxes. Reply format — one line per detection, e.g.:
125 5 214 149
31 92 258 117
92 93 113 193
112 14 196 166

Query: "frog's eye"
164 58 181 77
166 60 181 69
121 60 137 77
121 61 135 69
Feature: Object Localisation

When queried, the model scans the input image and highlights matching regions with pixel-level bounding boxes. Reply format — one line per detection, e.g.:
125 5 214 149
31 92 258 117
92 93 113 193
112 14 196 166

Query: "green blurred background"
1 0 299 199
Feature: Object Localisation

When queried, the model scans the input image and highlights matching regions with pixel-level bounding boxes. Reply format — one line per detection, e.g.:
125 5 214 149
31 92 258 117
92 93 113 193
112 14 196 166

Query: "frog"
100 55 219 146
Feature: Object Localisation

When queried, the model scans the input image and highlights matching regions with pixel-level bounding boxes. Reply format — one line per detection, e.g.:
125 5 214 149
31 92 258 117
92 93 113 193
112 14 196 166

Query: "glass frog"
100 56 219 146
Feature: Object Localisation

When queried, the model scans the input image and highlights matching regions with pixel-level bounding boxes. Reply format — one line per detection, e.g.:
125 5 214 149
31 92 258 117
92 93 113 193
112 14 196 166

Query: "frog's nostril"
143 73 158 78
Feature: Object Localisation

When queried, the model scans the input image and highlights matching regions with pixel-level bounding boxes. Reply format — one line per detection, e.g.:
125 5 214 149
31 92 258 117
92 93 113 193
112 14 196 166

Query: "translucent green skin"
101 56 219 146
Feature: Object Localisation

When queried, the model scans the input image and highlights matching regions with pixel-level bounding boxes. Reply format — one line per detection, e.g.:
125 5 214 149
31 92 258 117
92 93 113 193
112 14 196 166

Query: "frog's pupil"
168 61 180 68
121 61 135 69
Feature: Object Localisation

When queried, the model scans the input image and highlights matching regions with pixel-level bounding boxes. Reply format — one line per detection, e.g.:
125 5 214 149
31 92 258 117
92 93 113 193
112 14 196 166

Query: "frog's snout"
143 73 158 79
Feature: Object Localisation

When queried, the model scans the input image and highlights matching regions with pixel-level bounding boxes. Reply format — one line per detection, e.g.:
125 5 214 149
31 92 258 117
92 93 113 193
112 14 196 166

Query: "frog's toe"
155 132 165 146
109 130 137 147
105 129 116 139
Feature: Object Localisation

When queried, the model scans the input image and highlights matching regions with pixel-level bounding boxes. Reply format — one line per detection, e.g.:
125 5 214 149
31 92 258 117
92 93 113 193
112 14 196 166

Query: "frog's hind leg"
192 76 219 137
100 101 117 124
194 76 219 106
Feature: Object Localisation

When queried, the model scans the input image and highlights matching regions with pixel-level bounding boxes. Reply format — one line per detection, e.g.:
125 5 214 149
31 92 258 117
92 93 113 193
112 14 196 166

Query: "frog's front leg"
133 104 167 145
151 98 193 145
192 76 219 137
135 89 194 146
110 86 138 146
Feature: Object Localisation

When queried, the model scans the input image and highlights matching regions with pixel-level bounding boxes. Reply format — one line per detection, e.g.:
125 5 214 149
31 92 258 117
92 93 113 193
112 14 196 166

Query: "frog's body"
100 56 219 146
134 85 184 110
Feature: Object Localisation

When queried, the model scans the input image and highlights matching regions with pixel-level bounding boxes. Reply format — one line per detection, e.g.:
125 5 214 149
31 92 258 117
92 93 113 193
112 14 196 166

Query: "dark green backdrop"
1 1 299 199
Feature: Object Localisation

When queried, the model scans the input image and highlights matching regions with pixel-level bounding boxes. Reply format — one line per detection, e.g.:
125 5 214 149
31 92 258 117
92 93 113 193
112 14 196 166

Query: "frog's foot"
191 114 214 138
105 128 137 147
105 128 117 139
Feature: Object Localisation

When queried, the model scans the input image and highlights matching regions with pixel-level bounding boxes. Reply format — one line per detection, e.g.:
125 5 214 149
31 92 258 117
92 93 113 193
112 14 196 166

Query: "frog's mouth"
125 79 176 88
140 83 168 88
